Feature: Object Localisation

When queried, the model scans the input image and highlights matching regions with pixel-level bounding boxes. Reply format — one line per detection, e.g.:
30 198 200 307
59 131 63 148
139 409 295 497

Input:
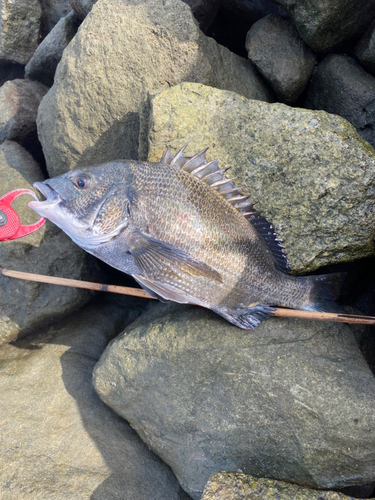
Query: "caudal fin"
305 272 345 313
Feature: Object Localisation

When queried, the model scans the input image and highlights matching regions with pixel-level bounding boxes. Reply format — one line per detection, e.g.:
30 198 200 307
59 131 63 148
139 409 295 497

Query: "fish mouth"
28 181 62 214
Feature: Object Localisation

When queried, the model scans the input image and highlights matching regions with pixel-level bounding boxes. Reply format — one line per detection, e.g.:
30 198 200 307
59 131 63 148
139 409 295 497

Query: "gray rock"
305 54 375 149
0 298 189 500
141 82 375 273
0 0 42 65
274 0 375 52
0 62 24 87
0 79 48 147
181 0 219 33
37 0 271 177
69 0 97 19
245 15 316 103
205 0 286 59
93 302 375 500
355 21 375 77
339 483 375 499
222 0 286 25
202 472 356 500
0 141 97 345
40 0 72 34
26 12 81 87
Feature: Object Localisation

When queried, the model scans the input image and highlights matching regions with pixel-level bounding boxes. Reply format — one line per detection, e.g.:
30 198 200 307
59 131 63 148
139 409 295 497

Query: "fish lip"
28 181 62 210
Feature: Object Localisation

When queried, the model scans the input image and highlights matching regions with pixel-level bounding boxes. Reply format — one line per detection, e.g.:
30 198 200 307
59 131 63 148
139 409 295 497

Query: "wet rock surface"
142 82 375 273
0 297 189 500
93 302 375 500
37 0 271 177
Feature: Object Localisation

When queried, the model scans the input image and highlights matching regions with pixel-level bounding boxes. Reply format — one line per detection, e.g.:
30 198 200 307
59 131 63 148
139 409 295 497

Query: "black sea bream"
29 146 339 329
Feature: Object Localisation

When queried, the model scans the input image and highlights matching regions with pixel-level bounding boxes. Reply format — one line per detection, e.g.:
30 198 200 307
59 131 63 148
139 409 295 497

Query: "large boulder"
140 82 375 273
274 0 375 52
37 0 271 178
69 0 218 32
0 141 97 345
305 54 375 149
202 472 356 500
25 12 81 87
0 298 189 500
245 14 316 103
93 302 375 499
0 79 49 148
0 0 42 65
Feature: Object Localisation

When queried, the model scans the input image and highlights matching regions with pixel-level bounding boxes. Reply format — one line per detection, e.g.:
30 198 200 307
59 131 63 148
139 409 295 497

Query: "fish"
28 145 341 329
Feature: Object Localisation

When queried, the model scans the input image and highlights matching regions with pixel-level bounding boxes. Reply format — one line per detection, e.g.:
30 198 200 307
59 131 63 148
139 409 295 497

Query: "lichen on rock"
142 82 375 273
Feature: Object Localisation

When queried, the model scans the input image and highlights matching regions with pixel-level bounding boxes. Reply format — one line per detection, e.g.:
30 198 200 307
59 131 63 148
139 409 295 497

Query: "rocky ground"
1 0 375 499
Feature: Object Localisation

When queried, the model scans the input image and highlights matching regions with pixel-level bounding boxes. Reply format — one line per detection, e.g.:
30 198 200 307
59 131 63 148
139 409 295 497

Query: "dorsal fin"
160 145 290 272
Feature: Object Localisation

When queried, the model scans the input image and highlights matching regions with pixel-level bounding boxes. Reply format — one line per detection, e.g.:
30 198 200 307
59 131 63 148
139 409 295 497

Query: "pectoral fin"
128 230 222 283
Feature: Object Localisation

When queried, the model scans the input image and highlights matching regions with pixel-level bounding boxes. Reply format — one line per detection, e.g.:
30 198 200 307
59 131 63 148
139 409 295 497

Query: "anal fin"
215 304 276 330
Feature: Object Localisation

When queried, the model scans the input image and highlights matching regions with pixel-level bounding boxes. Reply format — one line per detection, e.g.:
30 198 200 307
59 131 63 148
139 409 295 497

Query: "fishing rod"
1 188 375 327
2 267 375 326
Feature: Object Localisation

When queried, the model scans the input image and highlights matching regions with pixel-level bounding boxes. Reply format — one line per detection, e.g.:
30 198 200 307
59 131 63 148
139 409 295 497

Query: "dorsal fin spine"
159 145 290 272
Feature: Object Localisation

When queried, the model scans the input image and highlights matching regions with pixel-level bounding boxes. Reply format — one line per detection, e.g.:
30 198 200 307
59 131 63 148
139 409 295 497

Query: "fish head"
28 161 134 249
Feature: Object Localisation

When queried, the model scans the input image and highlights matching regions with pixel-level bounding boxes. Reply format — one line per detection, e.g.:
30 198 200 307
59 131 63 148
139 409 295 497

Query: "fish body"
29 146 339 329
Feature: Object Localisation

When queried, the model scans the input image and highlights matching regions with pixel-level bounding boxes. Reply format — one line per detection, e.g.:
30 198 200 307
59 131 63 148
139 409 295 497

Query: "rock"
0 141 97 345
140 82 375 273
222 0 285 25
305 54 375 149
339 483 375 499
25 12 81 87
206 0 286 58
202 472 356 500
39 0 72 35
181 0 220 33
355 21 375 77
0 0 42 65
274 0 375 52
37 0 271 178
245 14 316 103
0 79 49 151
0 298 189 500
69 0 97 19
0 62 24 87
93 302 375 500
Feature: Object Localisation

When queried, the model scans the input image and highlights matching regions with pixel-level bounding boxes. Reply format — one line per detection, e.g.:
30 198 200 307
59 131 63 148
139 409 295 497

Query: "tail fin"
304 272 345 313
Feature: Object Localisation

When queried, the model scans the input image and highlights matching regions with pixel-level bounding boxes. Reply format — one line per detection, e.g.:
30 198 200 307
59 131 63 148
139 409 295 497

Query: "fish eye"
74 175 91 189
